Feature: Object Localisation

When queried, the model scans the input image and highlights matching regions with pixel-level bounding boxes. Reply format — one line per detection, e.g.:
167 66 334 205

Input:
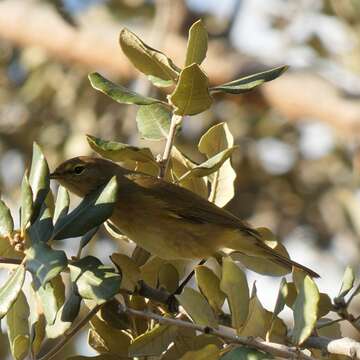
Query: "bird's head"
50 156 124 197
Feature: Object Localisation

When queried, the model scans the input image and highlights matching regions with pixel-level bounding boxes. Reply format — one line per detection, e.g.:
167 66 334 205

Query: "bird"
50 156 319 278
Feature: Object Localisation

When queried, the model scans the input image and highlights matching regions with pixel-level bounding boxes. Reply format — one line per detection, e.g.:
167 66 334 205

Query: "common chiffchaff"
50 156 319 278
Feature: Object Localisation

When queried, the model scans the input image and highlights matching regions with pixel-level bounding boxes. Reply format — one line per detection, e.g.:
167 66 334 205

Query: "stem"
117 303 315 360
159 114 183 178
38 304 102 360
0 256 22 265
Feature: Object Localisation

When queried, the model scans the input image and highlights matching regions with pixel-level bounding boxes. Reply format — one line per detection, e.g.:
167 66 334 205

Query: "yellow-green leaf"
169 64 213 115
20 173 33 232
53 185 69 223
0 265 25 318
176 287 218 328
220 257 249 332
266 316 287 344
338 266 355 298
119 28 179 82
318 293 333 319
89 72 161 105
292 275 320 345
129 324 178 357
198 122 236 207
0 199 14 237
180 344 220 360
6 290 30 360
185 19 208 66
158 263 179 293
110 253 140 292
136 103 171 141
195 265 225 313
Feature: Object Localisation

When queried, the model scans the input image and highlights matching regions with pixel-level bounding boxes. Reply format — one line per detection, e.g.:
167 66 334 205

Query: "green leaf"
198 122 236 207
119 28 179 82
88 72 161 105
0 265 25 318
129 324 178 357
211 65 288 94
195 265 225 313
53 176 118 240
317 293 333 319
266 316 287 344
221 347 273 360
67 356 122 360
46 290 81 339
158 263 179 293
181 344 220 360
87 134 158 166
292 275 320 345
185 19 208 66
147 75 173 88
136 103 171 141
170 147 208 199
53 186 69 223
220 257 249 332
0 199 14 237
110 253 140 292
169 64 213 115
89 315 131 356
176 287 218 328
79 227 99 253
28 202 53 244
273 278 288 317
239 285 272 338
30 312 45 356
29 142 50 221
6 290 30 360
20 173 33 232
69 256 121 304
25 242 67 285
284 282 297 309
179 147 238 180
338 266 355 298
34 275 65 325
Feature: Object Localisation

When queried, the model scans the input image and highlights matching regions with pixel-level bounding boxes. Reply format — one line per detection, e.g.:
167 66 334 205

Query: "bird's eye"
73 165 85 175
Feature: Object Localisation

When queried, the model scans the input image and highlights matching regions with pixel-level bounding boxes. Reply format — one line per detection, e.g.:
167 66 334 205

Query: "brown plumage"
50 156 320 278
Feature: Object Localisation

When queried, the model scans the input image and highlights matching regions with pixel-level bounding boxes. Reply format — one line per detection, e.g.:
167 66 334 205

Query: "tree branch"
117 302 316 360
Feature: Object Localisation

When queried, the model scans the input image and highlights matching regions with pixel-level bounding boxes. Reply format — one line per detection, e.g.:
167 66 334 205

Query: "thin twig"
117 302 315 360
38 304 102 360
159 114 183 178
0 256 22 265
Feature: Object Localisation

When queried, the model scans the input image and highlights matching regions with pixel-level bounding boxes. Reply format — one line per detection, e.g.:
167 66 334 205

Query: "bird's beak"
49 172 59 179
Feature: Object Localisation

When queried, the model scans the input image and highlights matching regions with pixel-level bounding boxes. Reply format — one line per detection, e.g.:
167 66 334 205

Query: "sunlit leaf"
69 256 121 304
6 290 30 360
30 312 45 356
147 75 173 88
195 265 225 313
53 186 69 223
129 324 178 357
34 275 65 325
181 344 220 360
53 176 118 240
185 19 208 66
0 199 14 237
29 142 50 221
273 278 288 317
110 253 140 292
239 284 272 338
179 147 238 181
20 173 33 232
292 275 320 345
136 103 171 140
198 122 236 207
87 135 158 167
0 265 25 318
67 356 122 360
176 287 218 328
210 65 288 94
338 266 355 298
25 242 67 285
170 147 208 199
89 72 161 105
119 28 179 82
169 64 213 115
220 257 249 332
89 315 131 356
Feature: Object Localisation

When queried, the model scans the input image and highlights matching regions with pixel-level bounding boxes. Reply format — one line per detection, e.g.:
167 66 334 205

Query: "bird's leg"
166 259 206 312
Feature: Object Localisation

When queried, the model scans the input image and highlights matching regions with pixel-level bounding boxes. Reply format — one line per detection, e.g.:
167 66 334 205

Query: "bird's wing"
124 173 258 234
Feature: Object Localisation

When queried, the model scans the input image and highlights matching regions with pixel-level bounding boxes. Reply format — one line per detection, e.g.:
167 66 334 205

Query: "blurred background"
1 0 360 358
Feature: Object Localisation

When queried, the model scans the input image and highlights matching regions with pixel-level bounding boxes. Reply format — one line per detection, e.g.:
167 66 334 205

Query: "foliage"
0 18 358 360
